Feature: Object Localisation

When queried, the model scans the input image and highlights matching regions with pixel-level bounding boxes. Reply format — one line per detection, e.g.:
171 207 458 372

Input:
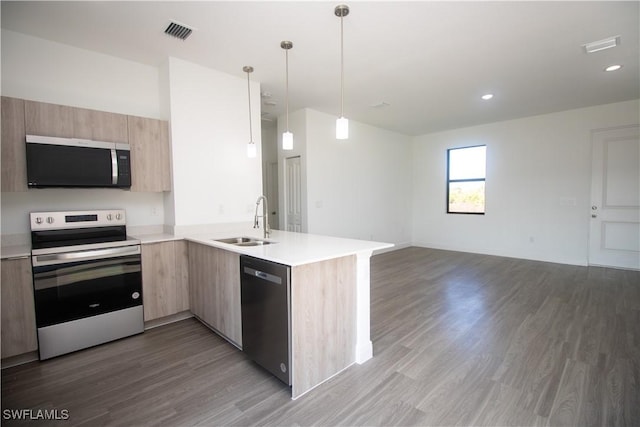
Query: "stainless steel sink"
214 237 274 246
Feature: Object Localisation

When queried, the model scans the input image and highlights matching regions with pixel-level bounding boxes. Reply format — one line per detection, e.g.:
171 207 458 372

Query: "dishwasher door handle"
243 266 282 285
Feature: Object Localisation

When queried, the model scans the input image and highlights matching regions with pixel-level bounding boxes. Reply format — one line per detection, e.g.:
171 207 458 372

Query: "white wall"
412 99 640 266
286 109 413 246
1 30 165 237
1 191 161 236
1 30 162 119
166 57 263 232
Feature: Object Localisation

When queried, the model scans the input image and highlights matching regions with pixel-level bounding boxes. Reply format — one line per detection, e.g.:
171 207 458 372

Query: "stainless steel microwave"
26 135 131 188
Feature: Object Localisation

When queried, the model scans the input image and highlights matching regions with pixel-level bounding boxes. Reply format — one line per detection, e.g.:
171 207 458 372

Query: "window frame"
446 145 486 215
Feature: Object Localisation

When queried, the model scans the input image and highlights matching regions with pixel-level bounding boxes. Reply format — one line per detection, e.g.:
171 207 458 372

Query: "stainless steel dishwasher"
240 255 291 385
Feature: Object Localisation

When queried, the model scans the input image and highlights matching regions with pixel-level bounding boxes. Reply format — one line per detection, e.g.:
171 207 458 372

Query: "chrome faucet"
254 195 270 238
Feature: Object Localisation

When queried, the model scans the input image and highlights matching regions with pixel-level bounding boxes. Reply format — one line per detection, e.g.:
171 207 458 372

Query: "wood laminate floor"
2 247 639 426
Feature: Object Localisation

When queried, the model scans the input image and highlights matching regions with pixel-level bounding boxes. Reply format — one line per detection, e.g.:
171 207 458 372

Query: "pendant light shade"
243 66 257 158
281 41 294 150
336 117 349 140
246 141 257 158
282 131 293 150
335 4 349 140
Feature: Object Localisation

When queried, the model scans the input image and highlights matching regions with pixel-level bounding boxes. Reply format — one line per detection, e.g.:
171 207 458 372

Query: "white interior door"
589 125 640 269
285 156 302 232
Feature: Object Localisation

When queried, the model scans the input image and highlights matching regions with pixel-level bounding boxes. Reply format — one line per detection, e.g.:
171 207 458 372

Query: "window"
447 145 486 214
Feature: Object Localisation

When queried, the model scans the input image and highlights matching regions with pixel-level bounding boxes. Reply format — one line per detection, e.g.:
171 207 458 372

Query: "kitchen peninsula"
136 228 393 399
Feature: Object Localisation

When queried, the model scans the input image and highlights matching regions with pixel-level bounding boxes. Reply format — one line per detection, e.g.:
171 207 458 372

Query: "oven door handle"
32 245 141 267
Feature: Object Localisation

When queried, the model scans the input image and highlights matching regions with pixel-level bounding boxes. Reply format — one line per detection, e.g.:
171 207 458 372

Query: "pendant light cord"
246 71 253 143
340 14 344 118
285 48 290 132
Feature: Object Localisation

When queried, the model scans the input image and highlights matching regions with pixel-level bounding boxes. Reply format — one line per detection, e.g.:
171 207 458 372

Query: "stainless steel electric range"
30 210 143 360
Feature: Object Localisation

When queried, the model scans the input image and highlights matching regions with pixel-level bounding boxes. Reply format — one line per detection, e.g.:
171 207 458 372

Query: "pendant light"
335 4 349 140
243 66 257 158
281 41 294 150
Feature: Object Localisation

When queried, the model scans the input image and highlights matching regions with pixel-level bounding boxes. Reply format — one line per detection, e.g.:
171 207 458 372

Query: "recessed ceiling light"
605 64 622 72
481 94 494 100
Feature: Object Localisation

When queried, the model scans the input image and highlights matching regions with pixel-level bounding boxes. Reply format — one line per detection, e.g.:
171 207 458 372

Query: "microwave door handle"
111 148 118 185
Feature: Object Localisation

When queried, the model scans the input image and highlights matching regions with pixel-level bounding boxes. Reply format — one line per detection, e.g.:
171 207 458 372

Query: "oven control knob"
46 217 55 224
116 213 122 221
132 292 140 300
35 216 43 225
107 214 113 221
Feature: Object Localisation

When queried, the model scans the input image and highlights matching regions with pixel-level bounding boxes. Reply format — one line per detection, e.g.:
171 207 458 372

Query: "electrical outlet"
150 207 158 217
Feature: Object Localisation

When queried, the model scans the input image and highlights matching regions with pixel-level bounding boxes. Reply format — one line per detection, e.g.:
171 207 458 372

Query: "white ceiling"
2 1 638 136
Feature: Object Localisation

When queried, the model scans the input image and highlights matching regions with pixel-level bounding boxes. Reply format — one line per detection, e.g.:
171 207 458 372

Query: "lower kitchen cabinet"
141 241 189 321
188 242 242 347
1 257 38 359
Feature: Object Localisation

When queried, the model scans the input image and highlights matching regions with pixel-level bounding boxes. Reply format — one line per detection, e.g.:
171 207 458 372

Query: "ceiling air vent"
164 21 193 41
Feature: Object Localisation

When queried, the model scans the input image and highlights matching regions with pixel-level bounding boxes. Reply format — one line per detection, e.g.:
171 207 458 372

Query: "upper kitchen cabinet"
25 100 128 143
24 100 74 138
73 107 128 143
1 97 28 192
1 97 171 192
128 116 171 192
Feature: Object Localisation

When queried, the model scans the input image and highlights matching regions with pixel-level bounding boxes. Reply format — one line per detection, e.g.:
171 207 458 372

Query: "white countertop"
0 244 31 259
136 229 393 267
1 229 393 265
134 233 183 245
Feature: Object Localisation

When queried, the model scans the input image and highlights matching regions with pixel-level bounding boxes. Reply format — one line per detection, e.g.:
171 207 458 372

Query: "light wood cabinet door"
24 100 128 143
141 241 189 321
128 116 171 192
73 107 128 143
1 257 38 358
24 100 74 138
188 243 242 346
174 241 190 306
290 255 357 399
1 97 28 192
188 242 217 327
215 248 242 346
